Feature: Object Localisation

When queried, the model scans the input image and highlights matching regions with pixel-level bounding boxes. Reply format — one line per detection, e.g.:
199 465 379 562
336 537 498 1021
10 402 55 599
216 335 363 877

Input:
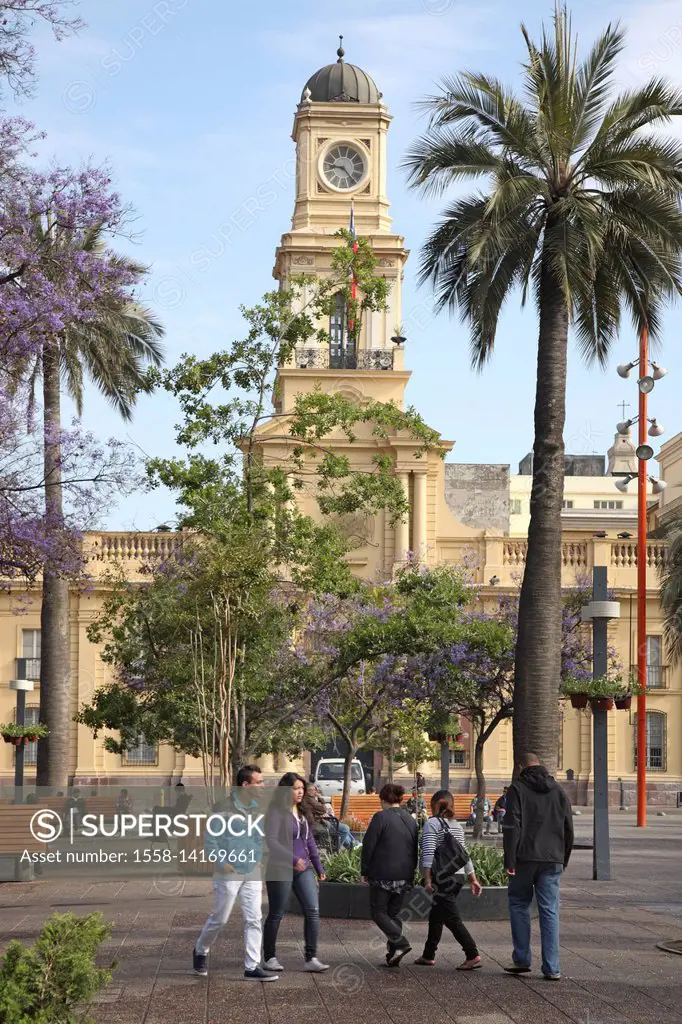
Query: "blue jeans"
508 862 563 976
337 822 354 850
264 868 320 962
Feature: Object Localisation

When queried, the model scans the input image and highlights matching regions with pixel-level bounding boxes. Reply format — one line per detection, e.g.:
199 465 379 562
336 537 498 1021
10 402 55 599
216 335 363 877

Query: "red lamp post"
636 324 648 830
615 326 667 829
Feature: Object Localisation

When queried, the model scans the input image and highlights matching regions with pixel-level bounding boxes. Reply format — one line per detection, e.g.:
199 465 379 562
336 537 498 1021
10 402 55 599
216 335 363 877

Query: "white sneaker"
304 957 330 973
263 957 283 972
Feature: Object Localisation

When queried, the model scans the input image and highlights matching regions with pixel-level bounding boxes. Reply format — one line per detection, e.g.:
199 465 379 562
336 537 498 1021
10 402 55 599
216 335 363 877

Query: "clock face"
322 144 366 190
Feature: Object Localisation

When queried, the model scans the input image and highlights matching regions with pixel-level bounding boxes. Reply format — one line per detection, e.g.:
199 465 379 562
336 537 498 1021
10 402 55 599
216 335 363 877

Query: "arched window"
329 292 356 370
633 711 666 771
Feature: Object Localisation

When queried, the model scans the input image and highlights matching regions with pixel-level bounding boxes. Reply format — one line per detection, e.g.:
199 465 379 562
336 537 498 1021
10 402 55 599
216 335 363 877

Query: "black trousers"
423 888 479 961
369 886 410 951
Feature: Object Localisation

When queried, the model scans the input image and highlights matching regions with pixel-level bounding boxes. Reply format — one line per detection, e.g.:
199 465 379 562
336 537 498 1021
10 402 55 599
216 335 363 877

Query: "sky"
12 0 682 530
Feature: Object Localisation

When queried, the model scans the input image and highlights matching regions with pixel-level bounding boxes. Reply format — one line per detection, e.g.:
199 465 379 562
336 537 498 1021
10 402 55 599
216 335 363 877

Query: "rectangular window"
122 735 157 766
593 500 623 510
449 748 469 768
22 629 41 659
646 635 664 688
561 500 574 509
634 712 666 771
510 499 522 515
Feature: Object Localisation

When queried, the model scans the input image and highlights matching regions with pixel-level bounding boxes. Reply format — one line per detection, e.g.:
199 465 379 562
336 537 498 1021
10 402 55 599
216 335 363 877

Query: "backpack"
431 818 469 894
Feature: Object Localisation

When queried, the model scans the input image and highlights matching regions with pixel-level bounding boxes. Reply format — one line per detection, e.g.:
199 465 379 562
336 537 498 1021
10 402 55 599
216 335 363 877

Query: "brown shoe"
414 956 435 966
457 956 482 971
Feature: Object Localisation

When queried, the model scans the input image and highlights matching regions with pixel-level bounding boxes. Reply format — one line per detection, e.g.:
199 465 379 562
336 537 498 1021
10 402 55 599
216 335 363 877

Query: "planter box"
286 881 522 922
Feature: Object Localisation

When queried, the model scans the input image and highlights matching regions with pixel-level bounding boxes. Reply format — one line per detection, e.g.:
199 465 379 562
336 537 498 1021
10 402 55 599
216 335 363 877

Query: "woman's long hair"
431 789 455 819
277 771 313 823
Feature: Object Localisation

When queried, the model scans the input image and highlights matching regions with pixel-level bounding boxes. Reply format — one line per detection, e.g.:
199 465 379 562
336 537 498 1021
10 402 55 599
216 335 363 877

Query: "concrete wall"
444 464 510 533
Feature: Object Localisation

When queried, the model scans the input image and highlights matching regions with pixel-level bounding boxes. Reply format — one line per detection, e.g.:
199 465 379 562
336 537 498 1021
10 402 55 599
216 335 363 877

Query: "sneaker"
244 967 278 982
457 956 482 971
263 957 284 972
504 963 531 975
543 972 561 981
303 957 330 973
192 949 208 976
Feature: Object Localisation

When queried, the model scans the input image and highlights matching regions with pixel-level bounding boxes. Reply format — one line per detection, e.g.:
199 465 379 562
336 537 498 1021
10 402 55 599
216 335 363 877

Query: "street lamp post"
9 678 34 802
615 331 668 829
582 570 620 880
636 325 649 830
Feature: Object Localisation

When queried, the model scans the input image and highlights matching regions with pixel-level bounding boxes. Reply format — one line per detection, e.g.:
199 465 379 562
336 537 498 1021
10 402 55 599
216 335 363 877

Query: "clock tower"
272 38 410 415
261 41 464 580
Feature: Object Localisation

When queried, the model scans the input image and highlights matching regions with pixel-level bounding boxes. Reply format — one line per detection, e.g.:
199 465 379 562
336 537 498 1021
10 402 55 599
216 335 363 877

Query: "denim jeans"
195 878 262 970
337 822 354 850
508 862 563 976
264 868 320 962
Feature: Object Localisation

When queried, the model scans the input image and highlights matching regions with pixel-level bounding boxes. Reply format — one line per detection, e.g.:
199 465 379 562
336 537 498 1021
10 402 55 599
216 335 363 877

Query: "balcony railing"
502 540 588 568
294 347 394 371
16 658 40 681
611 542 667 569
502 539 668 572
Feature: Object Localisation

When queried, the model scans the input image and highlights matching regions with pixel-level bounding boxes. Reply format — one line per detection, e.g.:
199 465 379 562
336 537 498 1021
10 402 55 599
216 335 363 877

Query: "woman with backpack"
414 790 483 970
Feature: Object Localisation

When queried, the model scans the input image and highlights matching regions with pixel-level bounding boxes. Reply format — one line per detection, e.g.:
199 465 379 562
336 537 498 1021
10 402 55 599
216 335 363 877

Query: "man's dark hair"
236 764 261 786
175 782 185 789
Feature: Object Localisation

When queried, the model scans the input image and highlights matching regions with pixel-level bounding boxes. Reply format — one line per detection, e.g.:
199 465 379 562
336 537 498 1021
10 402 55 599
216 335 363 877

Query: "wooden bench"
0 805 51 880
331 793 501 827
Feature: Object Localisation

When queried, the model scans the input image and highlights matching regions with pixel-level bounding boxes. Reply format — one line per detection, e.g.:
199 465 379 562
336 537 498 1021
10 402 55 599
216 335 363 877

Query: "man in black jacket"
361 783 418 966
502 753 574 980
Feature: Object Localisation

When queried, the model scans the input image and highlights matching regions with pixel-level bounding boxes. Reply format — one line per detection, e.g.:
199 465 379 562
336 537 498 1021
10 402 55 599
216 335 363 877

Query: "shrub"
322 845 362 883
467 844 507 886
0 912 116 1024
321 838 507 887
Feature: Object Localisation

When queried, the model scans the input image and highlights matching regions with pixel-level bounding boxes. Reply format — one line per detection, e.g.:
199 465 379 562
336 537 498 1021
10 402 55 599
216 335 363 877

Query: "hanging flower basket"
569 694 589 710
614 695 632 711
0 723 49 744
590 697 614 712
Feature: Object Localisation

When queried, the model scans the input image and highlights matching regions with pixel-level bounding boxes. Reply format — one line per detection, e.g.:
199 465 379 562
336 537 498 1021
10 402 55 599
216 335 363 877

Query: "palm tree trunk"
37 341 71 789
513 246 569 774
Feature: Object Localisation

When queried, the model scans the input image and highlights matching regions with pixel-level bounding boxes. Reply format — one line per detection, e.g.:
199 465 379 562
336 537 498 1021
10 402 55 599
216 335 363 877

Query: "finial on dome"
302 86 312 103
337 34 345 62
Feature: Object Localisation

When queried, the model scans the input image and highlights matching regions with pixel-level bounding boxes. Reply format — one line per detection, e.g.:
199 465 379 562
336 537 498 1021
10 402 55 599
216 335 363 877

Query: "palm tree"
405 6 682 769
661 519 682 668
27 221 164 788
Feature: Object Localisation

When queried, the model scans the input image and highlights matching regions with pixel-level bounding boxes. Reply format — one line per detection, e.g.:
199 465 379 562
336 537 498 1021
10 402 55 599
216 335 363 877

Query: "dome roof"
301 38 380 104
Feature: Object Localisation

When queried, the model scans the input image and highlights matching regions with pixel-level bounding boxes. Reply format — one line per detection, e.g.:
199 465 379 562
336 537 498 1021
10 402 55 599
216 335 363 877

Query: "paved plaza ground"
0 811 680 1024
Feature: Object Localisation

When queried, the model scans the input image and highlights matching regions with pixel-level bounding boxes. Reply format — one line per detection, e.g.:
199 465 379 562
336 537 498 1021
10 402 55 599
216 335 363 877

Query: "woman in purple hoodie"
263 773 329 973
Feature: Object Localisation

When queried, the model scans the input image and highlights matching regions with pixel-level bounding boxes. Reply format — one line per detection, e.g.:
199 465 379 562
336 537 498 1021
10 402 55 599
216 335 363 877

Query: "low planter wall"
287 881 521 922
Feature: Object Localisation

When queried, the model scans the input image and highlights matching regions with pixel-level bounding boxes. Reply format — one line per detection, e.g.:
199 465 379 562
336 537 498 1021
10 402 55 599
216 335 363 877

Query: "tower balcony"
294 346 395 371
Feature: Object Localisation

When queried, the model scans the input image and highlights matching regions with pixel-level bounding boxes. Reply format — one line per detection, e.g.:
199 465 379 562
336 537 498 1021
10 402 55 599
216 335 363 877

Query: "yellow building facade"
2 48 680 804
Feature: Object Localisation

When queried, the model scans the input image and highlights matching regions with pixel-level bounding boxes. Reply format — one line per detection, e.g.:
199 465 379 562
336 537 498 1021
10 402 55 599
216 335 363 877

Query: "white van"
313 758 366 800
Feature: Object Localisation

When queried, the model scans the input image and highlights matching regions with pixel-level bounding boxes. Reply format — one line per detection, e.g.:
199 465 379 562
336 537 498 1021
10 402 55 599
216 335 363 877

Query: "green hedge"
322 841 507 887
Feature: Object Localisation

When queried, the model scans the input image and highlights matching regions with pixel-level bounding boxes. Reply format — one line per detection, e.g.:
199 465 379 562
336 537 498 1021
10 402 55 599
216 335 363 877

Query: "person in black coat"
361 783 418 966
